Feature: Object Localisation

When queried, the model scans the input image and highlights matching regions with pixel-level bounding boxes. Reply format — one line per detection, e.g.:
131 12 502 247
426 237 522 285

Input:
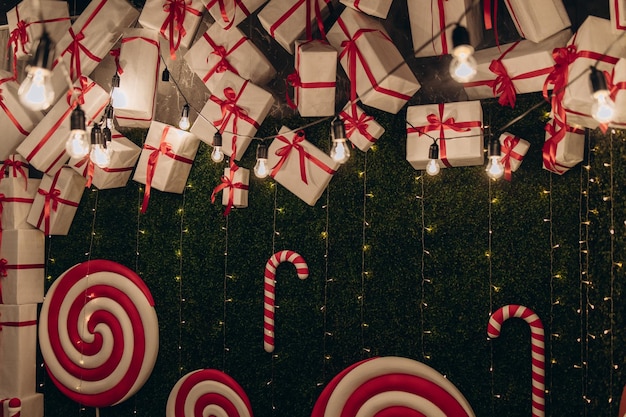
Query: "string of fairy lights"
319 188 331 385
416 172 431 363
546 172 556 410
359 153 371 357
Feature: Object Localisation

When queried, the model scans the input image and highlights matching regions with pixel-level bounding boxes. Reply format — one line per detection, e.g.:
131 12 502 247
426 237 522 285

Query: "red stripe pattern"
488 304 545 417
263 250 309 353
0 397 21 417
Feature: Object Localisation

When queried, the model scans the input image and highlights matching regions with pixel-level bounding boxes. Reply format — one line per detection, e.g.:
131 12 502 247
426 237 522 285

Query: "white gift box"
408 0 482 58
0 177 41 230
203 0 267 29
339 103 384 152
560 16 626 130
0 394 43 417
16 76 109 176
406 101 483 170
503 0 570 43
606 58 626 129
49 0 139 104
113 29 160 128
610 0 626 34
6 0 70 61
214 166 249 214
0 229 45 305
340 0 392 19
139 0 204 59
27 167 86 236
0 304 37 398
463 29 571 105
327 7 421 114
542 119 585 175
290 40 337 117
69 131 141 190
184 23 276 92
498 133 530 181
134 122 199 212
258 0 334 54
268 126 340 206
190 72 274 160
0 73 44 161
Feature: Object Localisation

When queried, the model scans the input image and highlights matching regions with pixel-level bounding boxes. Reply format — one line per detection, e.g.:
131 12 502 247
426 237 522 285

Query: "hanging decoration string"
268 180 279 414
417 173 430 362
177 184 189 377
222 214 230 372
360 152 370 357
547 171 556 410
607 129 616 409
320 187 331 385
488 177 497 414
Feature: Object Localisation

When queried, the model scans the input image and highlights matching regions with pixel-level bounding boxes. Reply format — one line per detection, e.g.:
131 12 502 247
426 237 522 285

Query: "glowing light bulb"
178 104 191 130
254 143 269 178
65 106 89 158
211 131 224 162
486 156 504 179
426 158 440 176
90 144 111 168
330 138 350 163
450 48 477 83
591 91 615 124
18 67 54 111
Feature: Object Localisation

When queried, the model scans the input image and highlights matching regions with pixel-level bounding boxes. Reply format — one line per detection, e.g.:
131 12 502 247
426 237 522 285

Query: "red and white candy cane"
263 250 309 353
488 304 545 417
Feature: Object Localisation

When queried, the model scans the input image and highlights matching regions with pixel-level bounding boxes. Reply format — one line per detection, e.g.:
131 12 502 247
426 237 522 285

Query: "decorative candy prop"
311 356 475 417
166 369 253 417
263 250 309 353
487 304 545 417
39 260 159 408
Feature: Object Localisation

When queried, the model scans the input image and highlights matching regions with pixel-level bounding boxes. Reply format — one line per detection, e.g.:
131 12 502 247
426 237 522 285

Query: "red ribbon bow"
2 158 29 186
209 82 259 154
542 119 583 174
205 0 251 30
542 45 578 123
269 0 330 41
37 187 61 236
161 0 202 60
270 130 336 184
340 107 376 143
211 164 249 216
500 135 525 181
64 28 103 80
201 32 245 83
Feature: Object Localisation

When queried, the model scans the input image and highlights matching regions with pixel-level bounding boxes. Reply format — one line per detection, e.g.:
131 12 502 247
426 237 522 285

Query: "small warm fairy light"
175 276 181 282
362 244 371 252
485 251 491 258
320 231 328 239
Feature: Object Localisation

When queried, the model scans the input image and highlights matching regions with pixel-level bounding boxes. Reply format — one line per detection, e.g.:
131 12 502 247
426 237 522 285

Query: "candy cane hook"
263 250 309 353
488 304 545 417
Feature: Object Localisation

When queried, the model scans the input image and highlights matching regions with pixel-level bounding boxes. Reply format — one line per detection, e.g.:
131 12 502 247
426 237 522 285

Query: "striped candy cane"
263 250 309 353
488 304 545 417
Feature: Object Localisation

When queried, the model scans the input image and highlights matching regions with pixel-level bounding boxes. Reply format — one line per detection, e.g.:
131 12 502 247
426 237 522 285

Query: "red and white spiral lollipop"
311 356 475 417
166 369 253 417
488 304 545 417
263 250 309 353
39 260 159 408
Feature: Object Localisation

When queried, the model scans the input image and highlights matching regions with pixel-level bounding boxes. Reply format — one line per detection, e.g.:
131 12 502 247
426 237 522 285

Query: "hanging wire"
417 173 429 362
607 129 616 410
222 214 230 372
320 187 331 384
177 185 188 377
360 152 369 356
547 171 556 410
488 175 496 415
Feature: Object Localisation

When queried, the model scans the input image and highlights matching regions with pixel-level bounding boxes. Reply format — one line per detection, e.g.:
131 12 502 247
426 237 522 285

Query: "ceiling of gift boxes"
0 0 611 134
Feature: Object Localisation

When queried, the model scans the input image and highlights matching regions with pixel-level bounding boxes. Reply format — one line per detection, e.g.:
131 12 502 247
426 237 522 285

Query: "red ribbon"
270 130 336 184
269 0 330 42
431 0 448 55
0 78 31 137
484 0 525 49
74 156 95 188
209 82 259 147
604 69 626 102
0 258 44 304
500 135 525 181
211 164 248 216
542 119 584 174
201 32 246 83
36 170 79 236
140 126 195 213
160 0 202 60
205 0 251 30
339 107 376 143
2 157 29 188
616 0 626 30
406 103 481 168
110 48 123 75
61 27 103 81
285 70 336 109
0 309 38 330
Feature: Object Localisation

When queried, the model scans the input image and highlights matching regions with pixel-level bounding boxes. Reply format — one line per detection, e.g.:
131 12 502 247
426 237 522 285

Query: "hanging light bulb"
449 25 477 83
254 142 269 178
65 106 90 158
104 104 114 129
485 137 504 179
178 104 191 130
103 121 112 148
426 142 441 176
110 73 127 108
330 119 350 164
589 66 616 124
89 123 111 168
18 31 55 111
211 131 224 162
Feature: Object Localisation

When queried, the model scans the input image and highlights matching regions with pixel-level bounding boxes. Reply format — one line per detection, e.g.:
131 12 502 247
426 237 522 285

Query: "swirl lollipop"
312 356 475 417
166 369 253 417
39 260 159 408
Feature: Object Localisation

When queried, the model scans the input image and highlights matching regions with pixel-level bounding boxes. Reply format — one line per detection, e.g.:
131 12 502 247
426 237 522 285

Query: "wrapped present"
113 29 160 128
498 133 530 181
27 167 86 236
0 73 44 161
16 76 109 176
0 177 41 231
542 119 585 175
6 0 70 67
69 131 141 190
339 103 384 152
49 0 139 104
500 0 570 44
406 101 483 170
267 126 340 206
610 0 626 34
463 29 571 107
2 155 28 179
139 0 204 59
605 59 626 129
327 7 421 114
258 0 333 54
190 72 274 160
184 23 276 92
203 0 267 29
0 394 43 417
211 165 249 215
288 40 337 117
134 122 199 213
340 0 392 19
0 304 37 398
0 230 45 305
408 0 482 58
